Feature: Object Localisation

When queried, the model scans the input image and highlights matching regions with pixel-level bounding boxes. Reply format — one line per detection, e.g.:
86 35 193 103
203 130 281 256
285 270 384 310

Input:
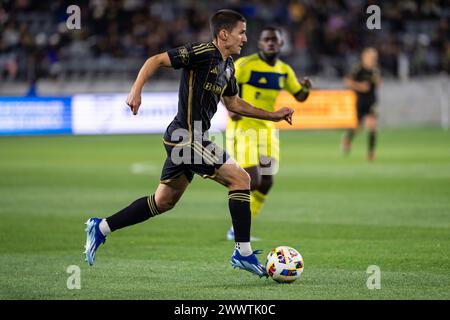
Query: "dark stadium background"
1 0 448 83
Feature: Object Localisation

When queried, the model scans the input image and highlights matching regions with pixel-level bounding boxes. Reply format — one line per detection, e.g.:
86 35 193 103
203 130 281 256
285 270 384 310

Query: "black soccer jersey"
164 42 238 144
349 64 380 107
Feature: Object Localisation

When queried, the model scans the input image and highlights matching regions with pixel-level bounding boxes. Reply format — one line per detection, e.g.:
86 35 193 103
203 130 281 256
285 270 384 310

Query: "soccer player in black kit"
84 10 294 278
342 47 382 161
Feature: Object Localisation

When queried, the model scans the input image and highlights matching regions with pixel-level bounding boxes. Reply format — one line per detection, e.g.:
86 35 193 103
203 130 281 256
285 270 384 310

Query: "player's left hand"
274 107 294 125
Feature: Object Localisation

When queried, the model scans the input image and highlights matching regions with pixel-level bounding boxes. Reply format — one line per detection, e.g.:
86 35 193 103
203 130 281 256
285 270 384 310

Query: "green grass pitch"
0 128 449 299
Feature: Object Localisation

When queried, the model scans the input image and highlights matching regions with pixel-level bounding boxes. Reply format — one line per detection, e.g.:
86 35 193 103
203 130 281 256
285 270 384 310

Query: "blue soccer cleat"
84 217 106 266
230 249 268 278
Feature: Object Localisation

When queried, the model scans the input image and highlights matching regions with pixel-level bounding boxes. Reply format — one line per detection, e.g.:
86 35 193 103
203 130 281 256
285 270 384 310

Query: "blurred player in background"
342 47 382 161
225 27 311 240
84 10 295 278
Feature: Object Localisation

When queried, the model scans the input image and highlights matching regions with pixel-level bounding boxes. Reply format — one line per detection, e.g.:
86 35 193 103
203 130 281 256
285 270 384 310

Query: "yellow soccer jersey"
233 53 303 129
226 53 303 167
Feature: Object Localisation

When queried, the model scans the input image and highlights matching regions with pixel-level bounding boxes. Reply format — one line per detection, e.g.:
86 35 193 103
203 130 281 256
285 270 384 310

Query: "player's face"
362 49 378 69
258 30 283 58
226 21 247 55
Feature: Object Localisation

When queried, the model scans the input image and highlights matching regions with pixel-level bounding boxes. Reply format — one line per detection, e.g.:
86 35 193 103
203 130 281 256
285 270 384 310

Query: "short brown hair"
210 9 246 39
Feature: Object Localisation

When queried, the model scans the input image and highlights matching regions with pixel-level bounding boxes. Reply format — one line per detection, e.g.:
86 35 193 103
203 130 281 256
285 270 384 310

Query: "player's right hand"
126 89 142 115
274 107 294 125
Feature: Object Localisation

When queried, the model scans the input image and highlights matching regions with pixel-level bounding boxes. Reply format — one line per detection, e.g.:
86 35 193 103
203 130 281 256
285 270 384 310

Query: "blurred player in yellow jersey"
225 26 311 240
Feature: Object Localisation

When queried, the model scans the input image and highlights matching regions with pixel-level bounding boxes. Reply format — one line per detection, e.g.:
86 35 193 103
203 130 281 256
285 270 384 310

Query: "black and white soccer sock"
228 190 253 256
235 242 252 257
103 195 160 233
99 219 111 236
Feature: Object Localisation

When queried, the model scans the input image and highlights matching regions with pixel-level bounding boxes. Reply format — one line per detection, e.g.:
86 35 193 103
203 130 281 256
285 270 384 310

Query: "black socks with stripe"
228 190 251 242
106 195 160 232
104 190 252 242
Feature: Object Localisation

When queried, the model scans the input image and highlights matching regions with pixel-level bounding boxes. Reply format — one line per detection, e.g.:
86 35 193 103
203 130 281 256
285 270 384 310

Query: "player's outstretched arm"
126 52 172 115
222 95 294 125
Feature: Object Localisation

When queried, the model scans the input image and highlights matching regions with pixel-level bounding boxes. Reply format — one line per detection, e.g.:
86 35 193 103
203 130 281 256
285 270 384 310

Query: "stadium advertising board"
0 91 355 135
72 93 229 135
275 90 357 130
71 93 179 134
0 97 72 135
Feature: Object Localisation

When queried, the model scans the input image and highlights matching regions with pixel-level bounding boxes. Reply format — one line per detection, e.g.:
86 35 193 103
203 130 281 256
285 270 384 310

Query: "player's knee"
157 201 174 213
155 195 178 213
229 168 251 190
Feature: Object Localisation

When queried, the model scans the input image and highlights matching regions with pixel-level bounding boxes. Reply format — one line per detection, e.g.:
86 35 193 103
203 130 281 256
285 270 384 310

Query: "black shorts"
356 102 377 122
160 139 230 183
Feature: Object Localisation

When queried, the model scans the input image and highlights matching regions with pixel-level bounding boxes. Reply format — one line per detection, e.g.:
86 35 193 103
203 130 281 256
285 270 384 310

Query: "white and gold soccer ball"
265 246 304 283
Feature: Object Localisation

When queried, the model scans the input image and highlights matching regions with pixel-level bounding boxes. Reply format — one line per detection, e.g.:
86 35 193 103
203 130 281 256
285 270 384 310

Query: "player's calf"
249 176 272 219
105 195 160 232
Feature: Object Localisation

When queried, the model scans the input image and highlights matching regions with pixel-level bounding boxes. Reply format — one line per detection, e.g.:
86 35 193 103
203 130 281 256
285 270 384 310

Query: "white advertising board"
72 93 228 135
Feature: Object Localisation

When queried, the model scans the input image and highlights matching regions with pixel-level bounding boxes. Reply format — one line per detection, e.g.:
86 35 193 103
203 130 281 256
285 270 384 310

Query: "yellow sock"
250 190 267 219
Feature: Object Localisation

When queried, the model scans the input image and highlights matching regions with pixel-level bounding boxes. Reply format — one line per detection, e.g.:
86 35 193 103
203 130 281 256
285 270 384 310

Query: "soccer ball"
265 246 304 283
